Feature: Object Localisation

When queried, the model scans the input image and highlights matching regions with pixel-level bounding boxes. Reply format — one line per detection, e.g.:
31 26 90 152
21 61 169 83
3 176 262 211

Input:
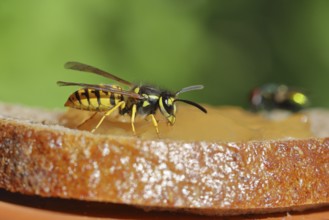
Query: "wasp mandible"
57 61 207 135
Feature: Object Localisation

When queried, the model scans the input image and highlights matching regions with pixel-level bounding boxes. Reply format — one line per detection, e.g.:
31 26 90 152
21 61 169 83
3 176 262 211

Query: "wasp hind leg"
77 112 98 129
91 101 125 133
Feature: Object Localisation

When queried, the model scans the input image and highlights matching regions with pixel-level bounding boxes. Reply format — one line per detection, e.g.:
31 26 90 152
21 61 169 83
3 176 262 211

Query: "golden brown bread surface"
0 103 329 216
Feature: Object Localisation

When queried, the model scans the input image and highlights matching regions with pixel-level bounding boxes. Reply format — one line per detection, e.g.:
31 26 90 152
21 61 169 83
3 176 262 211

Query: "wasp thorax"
159 94 177 125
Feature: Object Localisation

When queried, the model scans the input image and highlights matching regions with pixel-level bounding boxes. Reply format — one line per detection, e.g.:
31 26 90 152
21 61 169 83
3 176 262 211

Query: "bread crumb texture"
0 103 328 216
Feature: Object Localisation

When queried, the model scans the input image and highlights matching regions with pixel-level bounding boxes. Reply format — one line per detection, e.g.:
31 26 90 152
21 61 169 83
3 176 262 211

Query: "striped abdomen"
65 85 124 112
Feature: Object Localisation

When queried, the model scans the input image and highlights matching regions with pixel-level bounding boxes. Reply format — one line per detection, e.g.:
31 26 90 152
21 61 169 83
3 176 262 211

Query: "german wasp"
250 83 309 112
57 61 207 135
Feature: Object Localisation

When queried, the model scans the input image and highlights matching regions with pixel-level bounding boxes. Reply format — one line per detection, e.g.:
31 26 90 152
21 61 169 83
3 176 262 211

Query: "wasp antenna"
175 99 207 113
176 85 204 96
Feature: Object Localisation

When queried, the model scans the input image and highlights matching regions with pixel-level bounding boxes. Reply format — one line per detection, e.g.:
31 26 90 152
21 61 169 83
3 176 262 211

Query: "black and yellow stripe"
65 85 124 112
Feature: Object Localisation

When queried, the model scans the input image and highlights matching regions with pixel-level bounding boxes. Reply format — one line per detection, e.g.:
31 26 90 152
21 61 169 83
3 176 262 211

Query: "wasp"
57 61 207 135
249 83 309 112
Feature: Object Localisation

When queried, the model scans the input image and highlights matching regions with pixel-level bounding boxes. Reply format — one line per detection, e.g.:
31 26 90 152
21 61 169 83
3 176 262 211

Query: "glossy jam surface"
60 105 312 141
0 103 328 219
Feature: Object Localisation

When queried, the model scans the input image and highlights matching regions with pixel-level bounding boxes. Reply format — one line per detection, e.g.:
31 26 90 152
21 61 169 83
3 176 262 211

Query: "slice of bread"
0 103 328 216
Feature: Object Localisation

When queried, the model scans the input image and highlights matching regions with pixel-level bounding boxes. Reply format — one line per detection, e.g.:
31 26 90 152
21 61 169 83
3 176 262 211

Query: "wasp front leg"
148 114 159 136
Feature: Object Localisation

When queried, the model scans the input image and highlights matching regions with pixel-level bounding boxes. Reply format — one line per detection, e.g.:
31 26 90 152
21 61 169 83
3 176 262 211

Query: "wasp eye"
164 97 176 114
159 96 176 119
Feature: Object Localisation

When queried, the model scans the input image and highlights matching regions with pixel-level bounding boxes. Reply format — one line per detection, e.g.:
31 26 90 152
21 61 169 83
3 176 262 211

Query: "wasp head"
159 85 207 125
159 92 177 125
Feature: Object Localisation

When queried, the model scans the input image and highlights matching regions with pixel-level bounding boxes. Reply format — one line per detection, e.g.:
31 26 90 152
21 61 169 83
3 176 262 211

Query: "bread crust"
0 105 328 216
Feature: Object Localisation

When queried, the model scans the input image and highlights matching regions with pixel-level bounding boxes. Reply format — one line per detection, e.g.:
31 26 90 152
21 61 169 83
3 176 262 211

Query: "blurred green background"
1 0 329 109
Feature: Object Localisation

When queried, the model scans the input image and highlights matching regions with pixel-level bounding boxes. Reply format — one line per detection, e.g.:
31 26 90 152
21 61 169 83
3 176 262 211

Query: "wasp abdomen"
65 86 124 112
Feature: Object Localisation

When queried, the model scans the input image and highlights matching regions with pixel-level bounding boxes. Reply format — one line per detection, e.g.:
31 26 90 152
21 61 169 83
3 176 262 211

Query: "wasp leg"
77 112 98 129
131 104 137 135
91 101 125 133
149 114 159 136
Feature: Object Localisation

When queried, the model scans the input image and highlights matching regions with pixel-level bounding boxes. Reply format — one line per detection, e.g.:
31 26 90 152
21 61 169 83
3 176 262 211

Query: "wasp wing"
64 61 133 87
57 81 144 100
